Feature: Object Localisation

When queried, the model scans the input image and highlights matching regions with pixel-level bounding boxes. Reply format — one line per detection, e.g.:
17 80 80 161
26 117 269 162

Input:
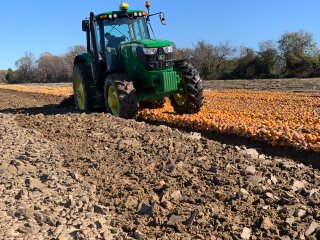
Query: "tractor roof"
96 10 146 20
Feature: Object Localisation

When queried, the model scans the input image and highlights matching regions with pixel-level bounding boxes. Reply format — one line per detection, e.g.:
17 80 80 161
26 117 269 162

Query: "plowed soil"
0 88 319 239
203 78 320 93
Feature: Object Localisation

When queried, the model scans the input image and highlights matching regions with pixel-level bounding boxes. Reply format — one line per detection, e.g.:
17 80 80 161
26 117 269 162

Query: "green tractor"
72 1 204 118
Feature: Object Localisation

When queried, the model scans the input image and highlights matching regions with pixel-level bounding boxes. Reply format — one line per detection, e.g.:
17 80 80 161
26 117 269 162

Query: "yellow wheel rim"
108 85 120 116
173 72 187 107
75 77 85 110
173 92 186 107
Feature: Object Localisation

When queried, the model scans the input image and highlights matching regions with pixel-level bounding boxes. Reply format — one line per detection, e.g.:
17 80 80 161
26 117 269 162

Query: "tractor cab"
82 3 170 74
95 7 151 72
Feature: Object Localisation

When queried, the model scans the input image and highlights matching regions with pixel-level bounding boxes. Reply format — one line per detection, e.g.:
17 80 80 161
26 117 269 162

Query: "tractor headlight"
143 48 158 55
163 46 173 54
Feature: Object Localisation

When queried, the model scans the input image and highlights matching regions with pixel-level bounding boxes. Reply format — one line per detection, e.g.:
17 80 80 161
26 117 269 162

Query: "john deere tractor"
72 1 203 118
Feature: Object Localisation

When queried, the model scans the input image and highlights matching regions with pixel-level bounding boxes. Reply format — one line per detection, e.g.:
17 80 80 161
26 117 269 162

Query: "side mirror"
159 12 167 25
82 20 90 32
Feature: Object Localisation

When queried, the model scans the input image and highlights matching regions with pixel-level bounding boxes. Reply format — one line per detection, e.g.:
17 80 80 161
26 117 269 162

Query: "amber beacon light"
145 1 151 9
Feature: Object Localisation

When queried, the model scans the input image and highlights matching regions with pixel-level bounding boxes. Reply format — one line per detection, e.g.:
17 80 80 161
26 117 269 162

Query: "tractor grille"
146 48 173 71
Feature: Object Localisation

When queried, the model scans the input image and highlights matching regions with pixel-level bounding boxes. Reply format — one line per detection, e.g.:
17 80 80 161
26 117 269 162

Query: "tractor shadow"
0 105 78 115
138 116 320 170
0 96 78 116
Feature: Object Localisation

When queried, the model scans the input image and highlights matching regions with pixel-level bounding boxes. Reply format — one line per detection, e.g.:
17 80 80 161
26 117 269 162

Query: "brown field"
203 78 320 93
0 79 319 239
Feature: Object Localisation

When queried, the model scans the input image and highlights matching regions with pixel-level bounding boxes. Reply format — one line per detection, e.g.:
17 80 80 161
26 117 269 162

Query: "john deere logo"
158 55 165 61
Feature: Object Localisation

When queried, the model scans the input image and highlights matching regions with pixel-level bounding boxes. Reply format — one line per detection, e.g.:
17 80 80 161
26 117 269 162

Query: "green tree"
278 31 319 77
5 68 14 83
232 47 257 79
255 40 279 78
278 31 317 56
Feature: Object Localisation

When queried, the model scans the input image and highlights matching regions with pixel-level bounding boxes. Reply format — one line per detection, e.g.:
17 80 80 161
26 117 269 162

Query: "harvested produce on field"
0 84 72 96
139 90 320 152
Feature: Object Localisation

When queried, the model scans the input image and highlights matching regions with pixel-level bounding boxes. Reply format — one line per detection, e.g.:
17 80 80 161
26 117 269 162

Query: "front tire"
104 73 138 119
170 61 204 114
72 63 94 112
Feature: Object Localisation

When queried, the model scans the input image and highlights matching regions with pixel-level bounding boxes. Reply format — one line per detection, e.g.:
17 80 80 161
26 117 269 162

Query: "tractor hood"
132 39 172 48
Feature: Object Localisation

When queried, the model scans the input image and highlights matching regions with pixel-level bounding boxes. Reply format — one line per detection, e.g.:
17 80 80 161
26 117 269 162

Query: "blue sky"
0 0 320 70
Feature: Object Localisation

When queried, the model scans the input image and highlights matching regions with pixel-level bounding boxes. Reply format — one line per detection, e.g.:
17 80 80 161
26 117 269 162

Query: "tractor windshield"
97 16 151 71
103 17 150 45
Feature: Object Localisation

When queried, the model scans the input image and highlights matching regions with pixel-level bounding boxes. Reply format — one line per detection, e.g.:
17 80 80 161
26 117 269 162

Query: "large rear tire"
72 63 94 112
104 73 138 119
169 62 204 114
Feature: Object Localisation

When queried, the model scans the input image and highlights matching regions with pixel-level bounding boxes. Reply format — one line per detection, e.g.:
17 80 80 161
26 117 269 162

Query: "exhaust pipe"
90 12 101 61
